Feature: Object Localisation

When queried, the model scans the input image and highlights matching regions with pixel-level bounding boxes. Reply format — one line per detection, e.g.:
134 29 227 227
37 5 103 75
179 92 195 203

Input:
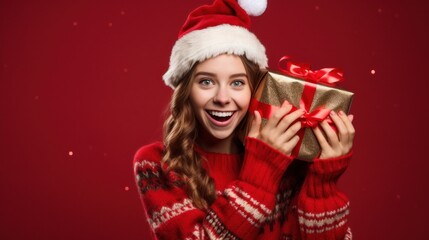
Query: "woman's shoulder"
133 141 183 194
133 142 165 190
133 141 164 166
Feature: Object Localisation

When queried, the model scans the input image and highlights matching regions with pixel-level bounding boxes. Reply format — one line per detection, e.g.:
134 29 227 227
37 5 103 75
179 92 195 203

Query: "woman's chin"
207 129 235 141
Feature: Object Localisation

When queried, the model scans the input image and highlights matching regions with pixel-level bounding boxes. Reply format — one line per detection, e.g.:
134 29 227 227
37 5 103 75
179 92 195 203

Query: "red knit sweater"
133 137 353 240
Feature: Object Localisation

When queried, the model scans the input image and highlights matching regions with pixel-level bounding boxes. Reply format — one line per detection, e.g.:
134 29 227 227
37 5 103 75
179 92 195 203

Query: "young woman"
134 1 354 239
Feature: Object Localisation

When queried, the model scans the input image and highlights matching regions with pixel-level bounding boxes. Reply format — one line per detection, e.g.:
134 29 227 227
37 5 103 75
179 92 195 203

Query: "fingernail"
339 110 344 116
330 111 336 116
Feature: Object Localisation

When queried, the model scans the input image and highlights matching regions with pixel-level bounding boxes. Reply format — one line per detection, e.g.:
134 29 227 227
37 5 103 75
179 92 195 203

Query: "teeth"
209 111 233 117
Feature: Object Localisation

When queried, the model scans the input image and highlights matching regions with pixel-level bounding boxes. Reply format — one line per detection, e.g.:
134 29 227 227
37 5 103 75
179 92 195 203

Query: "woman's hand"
313 110 355 159
248 101 304 156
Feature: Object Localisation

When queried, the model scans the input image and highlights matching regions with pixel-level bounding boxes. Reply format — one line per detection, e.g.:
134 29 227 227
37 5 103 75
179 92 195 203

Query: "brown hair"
161 55 263 209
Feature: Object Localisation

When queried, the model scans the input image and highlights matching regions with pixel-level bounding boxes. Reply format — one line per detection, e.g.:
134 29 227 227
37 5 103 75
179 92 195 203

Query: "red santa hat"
163 0 268 88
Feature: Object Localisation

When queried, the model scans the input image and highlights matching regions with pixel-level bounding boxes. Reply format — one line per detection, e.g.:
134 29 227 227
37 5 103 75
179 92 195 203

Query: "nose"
213 86 231 105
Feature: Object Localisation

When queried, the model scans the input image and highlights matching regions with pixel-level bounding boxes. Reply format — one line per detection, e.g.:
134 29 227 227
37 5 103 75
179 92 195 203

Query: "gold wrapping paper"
247 70 354 161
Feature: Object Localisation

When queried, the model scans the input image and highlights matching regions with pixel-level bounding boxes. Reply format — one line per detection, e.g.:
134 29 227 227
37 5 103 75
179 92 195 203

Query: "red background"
1 0 428 239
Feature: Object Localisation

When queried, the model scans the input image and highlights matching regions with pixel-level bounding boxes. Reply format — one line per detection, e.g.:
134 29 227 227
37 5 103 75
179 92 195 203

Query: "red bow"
278 56 344 86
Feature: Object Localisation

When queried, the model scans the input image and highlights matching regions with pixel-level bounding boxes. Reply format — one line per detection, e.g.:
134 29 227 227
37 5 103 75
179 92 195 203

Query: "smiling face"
189 54 252 144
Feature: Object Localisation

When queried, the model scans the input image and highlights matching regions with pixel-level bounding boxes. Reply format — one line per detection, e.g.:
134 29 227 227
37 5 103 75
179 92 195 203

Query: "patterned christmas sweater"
133 137 352 240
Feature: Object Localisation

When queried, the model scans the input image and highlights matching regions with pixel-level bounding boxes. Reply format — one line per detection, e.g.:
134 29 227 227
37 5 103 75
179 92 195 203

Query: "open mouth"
206 110 235 122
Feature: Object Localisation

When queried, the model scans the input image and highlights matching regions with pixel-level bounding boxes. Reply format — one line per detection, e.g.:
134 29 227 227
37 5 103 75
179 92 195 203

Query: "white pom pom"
238 0 267 16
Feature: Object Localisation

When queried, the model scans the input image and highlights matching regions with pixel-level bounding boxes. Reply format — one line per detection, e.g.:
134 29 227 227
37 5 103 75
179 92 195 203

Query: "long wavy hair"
161 55 263 209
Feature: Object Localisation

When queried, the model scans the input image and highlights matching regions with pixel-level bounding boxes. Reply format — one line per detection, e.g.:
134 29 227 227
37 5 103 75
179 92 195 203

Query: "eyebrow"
194 72 248 78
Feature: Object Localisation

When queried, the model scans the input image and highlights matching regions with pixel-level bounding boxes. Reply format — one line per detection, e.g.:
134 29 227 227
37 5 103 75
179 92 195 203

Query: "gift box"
246 58 354 161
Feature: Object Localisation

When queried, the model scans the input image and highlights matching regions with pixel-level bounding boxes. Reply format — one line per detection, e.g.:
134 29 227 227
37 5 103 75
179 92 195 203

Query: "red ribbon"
249 99 332 128
248 57 343 158
278 56 344 86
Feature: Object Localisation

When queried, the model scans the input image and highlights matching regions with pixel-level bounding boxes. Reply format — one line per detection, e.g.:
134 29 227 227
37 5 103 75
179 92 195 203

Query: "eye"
199 79 214 86
231 80 245 87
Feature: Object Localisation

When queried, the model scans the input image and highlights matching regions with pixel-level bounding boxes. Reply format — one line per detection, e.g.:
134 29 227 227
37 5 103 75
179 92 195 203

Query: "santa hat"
163 0 268 88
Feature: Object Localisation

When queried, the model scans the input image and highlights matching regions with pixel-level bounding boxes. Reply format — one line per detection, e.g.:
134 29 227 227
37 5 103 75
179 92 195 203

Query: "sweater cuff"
239 137 294 194
304 151 352 198
310 151 352 176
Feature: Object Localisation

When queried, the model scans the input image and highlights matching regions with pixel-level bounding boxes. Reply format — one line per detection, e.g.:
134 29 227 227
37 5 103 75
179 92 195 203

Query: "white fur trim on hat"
163 24 268 88
238 0 267 16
